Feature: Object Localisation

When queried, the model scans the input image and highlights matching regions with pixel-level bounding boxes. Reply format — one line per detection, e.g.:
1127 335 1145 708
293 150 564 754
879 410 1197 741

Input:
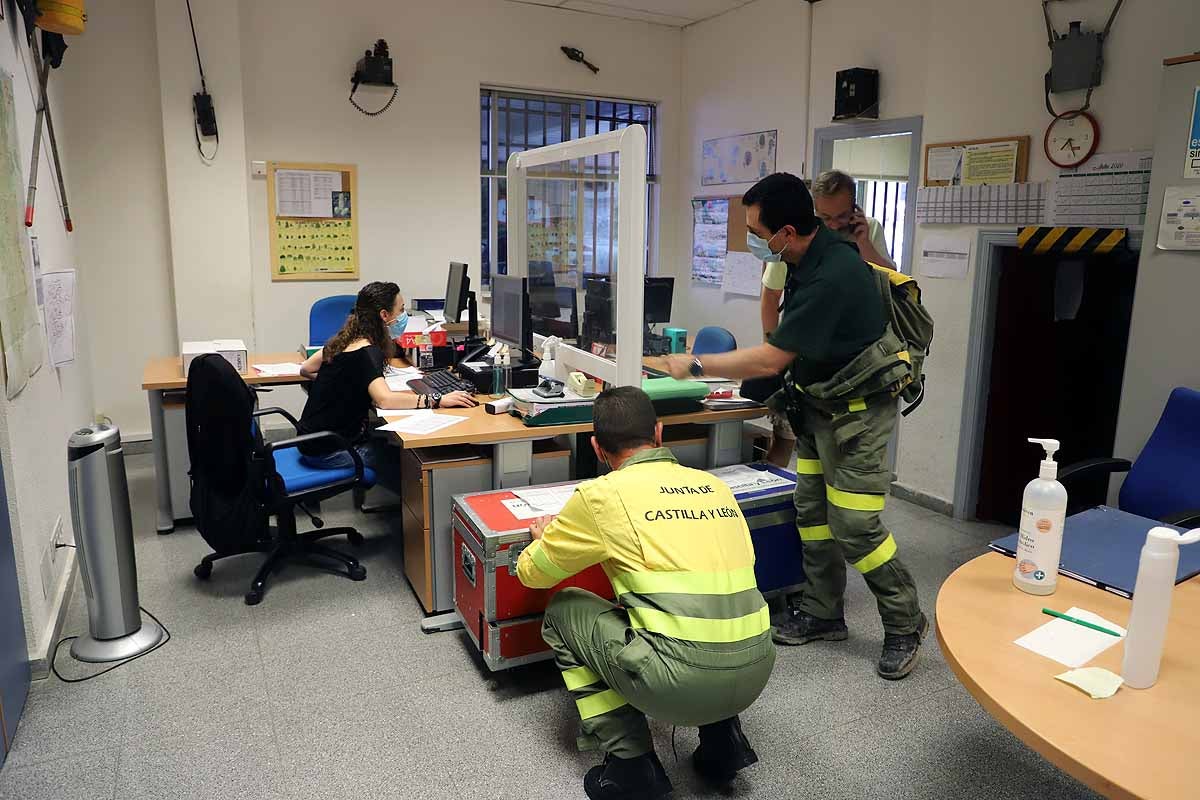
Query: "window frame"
480 86 659 287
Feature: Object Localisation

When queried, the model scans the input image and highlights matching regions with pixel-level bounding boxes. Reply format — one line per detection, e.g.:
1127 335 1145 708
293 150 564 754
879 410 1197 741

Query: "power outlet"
251 160 267 178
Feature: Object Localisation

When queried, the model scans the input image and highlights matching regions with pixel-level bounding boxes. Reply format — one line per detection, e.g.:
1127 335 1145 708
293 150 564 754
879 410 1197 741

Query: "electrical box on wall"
833 68 879 121
1050 20 1103 93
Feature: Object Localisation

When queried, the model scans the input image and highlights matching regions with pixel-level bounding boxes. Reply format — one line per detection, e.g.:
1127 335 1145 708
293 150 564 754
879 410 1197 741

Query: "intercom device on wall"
833 67 879 121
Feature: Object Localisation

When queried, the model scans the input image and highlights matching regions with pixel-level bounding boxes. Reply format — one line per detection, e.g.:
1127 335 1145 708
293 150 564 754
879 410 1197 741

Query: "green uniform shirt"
768 225 886 385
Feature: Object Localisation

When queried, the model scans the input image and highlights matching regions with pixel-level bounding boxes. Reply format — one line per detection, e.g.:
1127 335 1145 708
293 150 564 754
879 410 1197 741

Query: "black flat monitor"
444 262 469 323
490 274 532 353
644 277 674 325
532 285 579 341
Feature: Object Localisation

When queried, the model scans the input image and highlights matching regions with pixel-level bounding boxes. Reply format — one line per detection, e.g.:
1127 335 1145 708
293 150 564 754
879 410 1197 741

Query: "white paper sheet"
1052 151 1152 227
926 145 964 183
274 169 340 217
1156 185 1200 250
512 484 579 516
253 362 303 376
378 413 468 435
918 233 971 279
708 464 794 495
377 409 432 419
502 498 544 521
1013 607 1126 668
721 251 763 297
41 270 75 367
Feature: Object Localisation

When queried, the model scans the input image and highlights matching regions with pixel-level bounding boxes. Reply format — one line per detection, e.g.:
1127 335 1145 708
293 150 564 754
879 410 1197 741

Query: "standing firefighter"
516 387 776 800
662 172 933 681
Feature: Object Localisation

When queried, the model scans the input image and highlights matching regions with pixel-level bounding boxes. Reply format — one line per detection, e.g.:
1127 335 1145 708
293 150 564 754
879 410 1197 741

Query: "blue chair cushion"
271 447 376 494
1119 387 1200 520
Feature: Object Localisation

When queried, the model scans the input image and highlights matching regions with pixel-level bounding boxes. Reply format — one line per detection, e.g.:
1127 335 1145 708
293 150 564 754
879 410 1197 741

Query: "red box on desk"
452 486 613 671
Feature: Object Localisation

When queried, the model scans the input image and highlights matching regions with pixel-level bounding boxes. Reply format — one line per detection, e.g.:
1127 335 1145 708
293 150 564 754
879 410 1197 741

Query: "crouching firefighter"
516 387 777 800
662 172 935 680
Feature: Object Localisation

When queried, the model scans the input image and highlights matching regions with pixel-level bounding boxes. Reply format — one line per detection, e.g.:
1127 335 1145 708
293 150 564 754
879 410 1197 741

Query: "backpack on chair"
868 262 934 415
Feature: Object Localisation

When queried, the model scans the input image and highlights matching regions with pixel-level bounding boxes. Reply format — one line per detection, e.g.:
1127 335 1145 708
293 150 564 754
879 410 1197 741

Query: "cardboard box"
182 339 248 375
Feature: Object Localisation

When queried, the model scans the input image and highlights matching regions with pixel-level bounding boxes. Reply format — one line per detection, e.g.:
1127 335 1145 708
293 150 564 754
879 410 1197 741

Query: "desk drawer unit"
452 487 613 671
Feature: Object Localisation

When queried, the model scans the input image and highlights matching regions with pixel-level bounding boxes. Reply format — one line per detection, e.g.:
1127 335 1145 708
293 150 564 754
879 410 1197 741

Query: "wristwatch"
688 357 704 378
431 392 443 409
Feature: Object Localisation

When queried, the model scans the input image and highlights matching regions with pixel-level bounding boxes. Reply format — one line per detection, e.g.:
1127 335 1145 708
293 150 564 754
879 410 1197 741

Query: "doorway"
956 232 1141 523
812 116 923 274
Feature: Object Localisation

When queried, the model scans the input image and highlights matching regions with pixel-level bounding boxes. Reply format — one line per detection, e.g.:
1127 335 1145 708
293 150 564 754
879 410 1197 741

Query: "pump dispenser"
1122 526 1200 688
1013 438 1068 595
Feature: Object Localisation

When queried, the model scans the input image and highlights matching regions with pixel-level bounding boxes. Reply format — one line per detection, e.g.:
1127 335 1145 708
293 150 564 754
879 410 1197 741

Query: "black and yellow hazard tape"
1017 226 1127 255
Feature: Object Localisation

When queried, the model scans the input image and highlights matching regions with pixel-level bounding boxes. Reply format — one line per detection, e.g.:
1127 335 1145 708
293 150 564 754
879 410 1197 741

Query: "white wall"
66 0 683 435
674 0 812 350
0 17 96 660
59 0 176 436
681 0 1200 509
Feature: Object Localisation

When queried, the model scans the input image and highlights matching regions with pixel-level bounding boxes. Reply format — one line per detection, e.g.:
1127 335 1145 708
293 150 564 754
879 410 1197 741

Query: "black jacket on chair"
186 354 267 556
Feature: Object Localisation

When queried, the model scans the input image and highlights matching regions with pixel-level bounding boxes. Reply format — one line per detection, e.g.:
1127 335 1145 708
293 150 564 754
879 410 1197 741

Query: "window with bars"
480 88 658 287
856 179 908 269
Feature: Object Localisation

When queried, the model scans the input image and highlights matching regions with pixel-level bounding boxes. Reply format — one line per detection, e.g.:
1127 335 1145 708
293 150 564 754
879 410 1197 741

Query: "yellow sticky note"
1054 667 1123 699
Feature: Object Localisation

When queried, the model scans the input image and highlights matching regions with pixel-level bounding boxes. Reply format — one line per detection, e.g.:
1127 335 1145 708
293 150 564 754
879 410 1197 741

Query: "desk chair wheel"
348 564 367 581
245 586 264 606
193 562 213 580
346 531 365 547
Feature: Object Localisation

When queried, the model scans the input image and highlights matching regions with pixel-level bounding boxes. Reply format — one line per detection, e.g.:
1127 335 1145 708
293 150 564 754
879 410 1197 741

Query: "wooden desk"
142 352 311 532
936 553 1200 800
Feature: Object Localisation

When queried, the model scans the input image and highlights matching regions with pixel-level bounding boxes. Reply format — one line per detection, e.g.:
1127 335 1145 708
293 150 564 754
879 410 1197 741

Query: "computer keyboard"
407 369 476 396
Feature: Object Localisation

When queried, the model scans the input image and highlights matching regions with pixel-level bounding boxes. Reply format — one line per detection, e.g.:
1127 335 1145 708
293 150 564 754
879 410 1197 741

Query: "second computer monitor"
490 274 532 353
444 262 470 323
643 277 674 325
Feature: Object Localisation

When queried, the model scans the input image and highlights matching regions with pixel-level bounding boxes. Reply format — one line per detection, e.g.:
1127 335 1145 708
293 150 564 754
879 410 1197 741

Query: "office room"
0 0 1198 797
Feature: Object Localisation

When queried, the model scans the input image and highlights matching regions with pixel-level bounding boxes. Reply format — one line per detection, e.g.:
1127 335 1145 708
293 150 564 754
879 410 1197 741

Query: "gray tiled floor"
0 454 1103 800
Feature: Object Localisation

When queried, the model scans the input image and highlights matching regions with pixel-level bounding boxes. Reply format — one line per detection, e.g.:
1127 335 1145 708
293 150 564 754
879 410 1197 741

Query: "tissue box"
182 339 248 374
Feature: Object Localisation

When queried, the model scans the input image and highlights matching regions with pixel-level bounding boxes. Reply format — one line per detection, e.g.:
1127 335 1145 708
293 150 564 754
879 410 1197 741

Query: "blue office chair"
692 326 737 356
1059 387 1200 526
187 354 376 605
309 295 357 347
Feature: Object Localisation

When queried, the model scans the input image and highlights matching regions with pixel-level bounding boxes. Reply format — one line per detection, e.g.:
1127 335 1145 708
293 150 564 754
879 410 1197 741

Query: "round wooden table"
936 553 1200 800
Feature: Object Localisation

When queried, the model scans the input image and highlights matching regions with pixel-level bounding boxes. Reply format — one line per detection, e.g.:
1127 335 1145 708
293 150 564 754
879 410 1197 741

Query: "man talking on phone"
811 169 894 269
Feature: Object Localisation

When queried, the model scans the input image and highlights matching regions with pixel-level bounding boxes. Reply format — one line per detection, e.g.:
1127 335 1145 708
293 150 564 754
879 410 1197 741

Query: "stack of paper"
378 413 468 435
254 363 303 376
709 465 794 494
512 484 579 516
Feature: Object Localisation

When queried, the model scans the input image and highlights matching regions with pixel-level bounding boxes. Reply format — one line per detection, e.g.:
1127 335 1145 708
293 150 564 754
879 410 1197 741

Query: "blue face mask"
388 312 408 339
747 229 783 262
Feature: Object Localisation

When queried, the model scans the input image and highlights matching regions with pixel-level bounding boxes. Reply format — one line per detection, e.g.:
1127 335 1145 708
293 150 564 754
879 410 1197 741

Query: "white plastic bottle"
1121 526 1200 689
1013 438 1068 595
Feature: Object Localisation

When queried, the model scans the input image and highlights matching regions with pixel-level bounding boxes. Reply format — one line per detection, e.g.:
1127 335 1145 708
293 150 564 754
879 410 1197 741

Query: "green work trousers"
541 588 776 759
790 398 922 635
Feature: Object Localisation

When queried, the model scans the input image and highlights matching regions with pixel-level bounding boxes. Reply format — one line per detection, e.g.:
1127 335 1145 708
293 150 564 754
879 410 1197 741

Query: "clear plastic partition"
506 126 646 387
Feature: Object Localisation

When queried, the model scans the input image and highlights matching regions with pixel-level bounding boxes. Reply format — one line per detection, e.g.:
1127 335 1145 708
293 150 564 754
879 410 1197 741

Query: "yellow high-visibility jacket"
517 448 770 648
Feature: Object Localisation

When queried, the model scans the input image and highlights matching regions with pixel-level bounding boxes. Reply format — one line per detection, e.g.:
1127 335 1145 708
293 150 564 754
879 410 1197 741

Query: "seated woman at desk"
297 281 476 469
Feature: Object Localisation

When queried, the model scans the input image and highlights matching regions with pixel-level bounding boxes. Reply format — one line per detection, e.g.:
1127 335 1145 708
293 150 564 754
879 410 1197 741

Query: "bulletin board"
690 194 748 286
266 161 360 282
923 136 1030 187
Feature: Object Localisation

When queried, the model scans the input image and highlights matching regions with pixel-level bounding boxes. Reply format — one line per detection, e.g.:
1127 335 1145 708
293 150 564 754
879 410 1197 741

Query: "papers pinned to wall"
918 233 971 280
41 270 75 367
267 161 359 281
721 251 762 297
692 198 729 285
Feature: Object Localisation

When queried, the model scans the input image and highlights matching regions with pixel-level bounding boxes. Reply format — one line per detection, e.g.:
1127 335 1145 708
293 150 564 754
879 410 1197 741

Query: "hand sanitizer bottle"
1122 526 1200 688
1013 438 1068 595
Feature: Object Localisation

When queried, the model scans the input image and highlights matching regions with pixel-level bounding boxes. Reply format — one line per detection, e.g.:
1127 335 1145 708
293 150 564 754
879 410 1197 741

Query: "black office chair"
186 354 375 605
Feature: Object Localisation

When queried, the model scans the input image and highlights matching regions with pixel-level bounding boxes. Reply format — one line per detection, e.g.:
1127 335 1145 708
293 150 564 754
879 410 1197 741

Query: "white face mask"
747 229 784 262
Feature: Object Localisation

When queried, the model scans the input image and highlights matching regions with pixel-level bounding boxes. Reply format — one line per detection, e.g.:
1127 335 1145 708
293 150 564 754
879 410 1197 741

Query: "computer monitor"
644 277 674 325
528 260 556 288
444 262 469 323
490 274 532 353
531 285 579 341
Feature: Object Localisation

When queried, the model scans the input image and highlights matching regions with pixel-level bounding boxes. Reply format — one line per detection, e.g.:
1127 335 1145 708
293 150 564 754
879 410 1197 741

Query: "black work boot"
877 612 930 680
584 751 673 800
772 607 849 646
692 716 759 786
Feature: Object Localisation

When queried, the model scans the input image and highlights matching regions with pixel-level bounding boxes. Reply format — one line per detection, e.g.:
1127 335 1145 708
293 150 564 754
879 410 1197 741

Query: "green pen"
1042 608 1122 637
